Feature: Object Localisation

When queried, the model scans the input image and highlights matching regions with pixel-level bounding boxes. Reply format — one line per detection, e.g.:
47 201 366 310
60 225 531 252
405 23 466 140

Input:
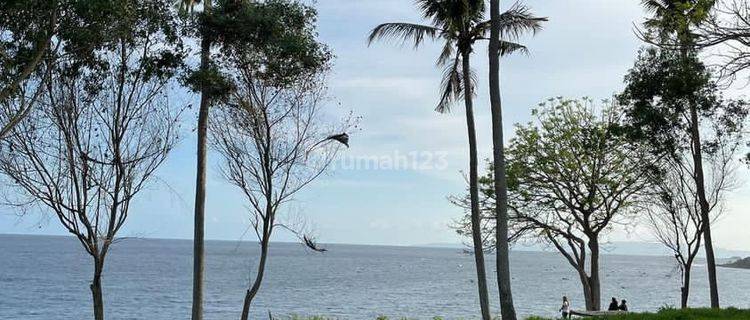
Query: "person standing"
559 296 571 319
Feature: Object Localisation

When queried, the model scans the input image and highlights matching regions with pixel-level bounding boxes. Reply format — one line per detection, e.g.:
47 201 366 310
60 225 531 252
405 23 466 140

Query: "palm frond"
478 3 547 40
436 54 463 113
436 40 456 66
367 23 442 48
497 40 529 56
642 0 672 14
417 0 486 31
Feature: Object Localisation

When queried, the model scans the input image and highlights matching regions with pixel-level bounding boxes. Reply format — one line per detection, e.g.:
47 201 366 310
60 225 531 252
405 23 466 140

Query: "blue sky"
2 0 749 250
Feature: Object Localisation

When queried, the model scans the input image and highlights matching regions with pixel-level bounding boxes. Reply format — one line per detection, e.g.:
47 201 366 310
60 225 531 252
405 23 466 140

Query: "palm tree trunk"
192 1 212 320
461 50 492 320
488 1 517 319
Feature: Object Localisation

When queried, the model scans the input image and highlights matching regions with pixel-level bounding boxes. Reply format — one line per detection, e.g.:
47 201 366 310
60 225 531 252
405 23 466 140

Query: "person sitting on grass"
608 297 619 311
619 299 628 312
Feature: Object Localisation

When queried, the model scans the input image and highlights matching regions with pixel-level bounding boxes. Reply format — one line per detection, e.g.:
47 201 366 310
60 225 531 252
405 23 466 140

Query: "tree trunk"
577 268 594 311
240 240 270 320
681 264 691 309
588 238 601 311
688 103 720 308
192 1 212 320
90 260 105 320
488 1 517 319
461 50 491 320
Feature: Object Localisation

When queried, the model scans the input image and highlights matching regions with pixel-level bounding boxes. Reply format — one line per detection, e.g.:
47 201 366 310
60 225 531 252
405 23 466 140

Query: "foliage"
642 0 716 45
617 47 747 160
367 0 544 113
454 98 649 250
0 0 184 139
181 0 332 100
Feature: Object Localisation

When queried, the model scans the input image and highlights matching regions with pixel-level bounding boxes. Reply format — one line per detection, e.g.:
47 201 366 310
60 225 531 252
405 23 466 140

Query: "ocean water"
1 234 749 320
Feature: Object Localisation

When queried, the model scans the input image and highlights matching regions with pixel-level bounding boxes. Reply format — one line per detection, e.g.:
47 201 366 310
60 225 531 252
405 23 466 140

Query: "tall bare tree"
0 3 182 318
699 0 750 83
644 138 739 308
198 2 346 319
211 66 349 320
487 2 545 319
178 2 333 316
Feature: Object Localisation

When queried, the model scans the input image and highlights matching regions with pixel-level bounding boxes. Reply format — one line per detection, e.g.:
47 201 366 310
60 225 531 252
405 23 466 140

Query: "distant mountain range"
417 241 750 259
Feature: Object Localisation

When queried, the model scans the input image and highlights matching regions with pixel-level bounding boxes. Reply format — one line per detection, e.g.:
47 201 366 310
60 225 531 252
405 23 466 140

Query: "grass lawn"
526 308 750 320
278 308 750 320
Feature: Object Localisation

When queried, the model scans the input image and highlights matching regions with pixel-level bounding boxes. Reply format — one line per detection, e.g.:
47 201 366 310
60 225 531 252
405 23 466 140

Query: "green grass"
526 308 750 320
283 317 449 320
271 309 750 320
284 316 447 320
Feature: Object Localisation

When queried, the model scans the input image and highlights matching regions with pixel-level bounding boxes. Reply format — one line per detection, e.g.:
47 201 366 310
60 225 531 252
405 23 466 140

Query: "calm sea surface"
1 234 749 319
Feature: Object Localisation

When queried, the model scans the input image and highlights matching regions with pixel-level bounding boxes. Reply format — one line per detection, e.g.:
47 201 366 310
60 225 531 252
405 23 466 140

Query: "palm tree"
641 0 719 309
368 1 534 319
487 2 545 320
177 0 212 319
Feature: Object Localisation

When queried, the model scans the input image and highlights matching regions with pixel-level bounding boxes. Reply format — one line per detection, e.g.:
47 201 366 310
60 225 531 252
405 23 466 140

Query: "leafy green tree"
454 98 650 311
636 0 734 308
619 46 748 309
641 0 715 46
0 0 141 139
0 0 55 114
487 2 545 319
368 2 531 318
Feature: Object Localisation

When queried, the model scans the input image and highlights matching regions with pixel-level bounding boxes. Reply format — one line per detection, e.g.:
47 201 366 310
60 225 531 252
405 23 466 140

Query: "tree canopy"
618 47 748 163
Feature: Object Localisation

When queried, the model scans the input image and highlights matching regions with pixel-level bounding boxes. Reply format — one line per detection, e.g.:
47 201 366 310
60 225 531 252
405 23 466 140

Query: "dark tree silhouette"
487 2 546 319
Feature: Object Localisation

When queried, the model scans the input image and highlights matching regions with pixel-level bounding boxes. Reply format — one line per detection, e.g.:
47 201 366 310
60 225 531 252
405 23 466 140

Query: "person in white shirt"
559 296 571 319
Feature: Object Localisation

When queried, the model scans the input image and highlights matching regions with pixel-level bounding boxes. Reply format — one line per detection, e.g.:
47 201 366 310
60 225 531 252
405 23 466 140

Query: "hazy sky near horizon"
2 0 749 250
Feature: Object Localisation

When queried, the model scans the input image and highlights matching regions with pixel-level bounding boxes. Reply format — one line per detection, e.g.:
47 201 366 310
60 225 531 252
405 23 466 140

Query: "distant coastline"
2 233 749 259
720 257 750 269
415 240 750 259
